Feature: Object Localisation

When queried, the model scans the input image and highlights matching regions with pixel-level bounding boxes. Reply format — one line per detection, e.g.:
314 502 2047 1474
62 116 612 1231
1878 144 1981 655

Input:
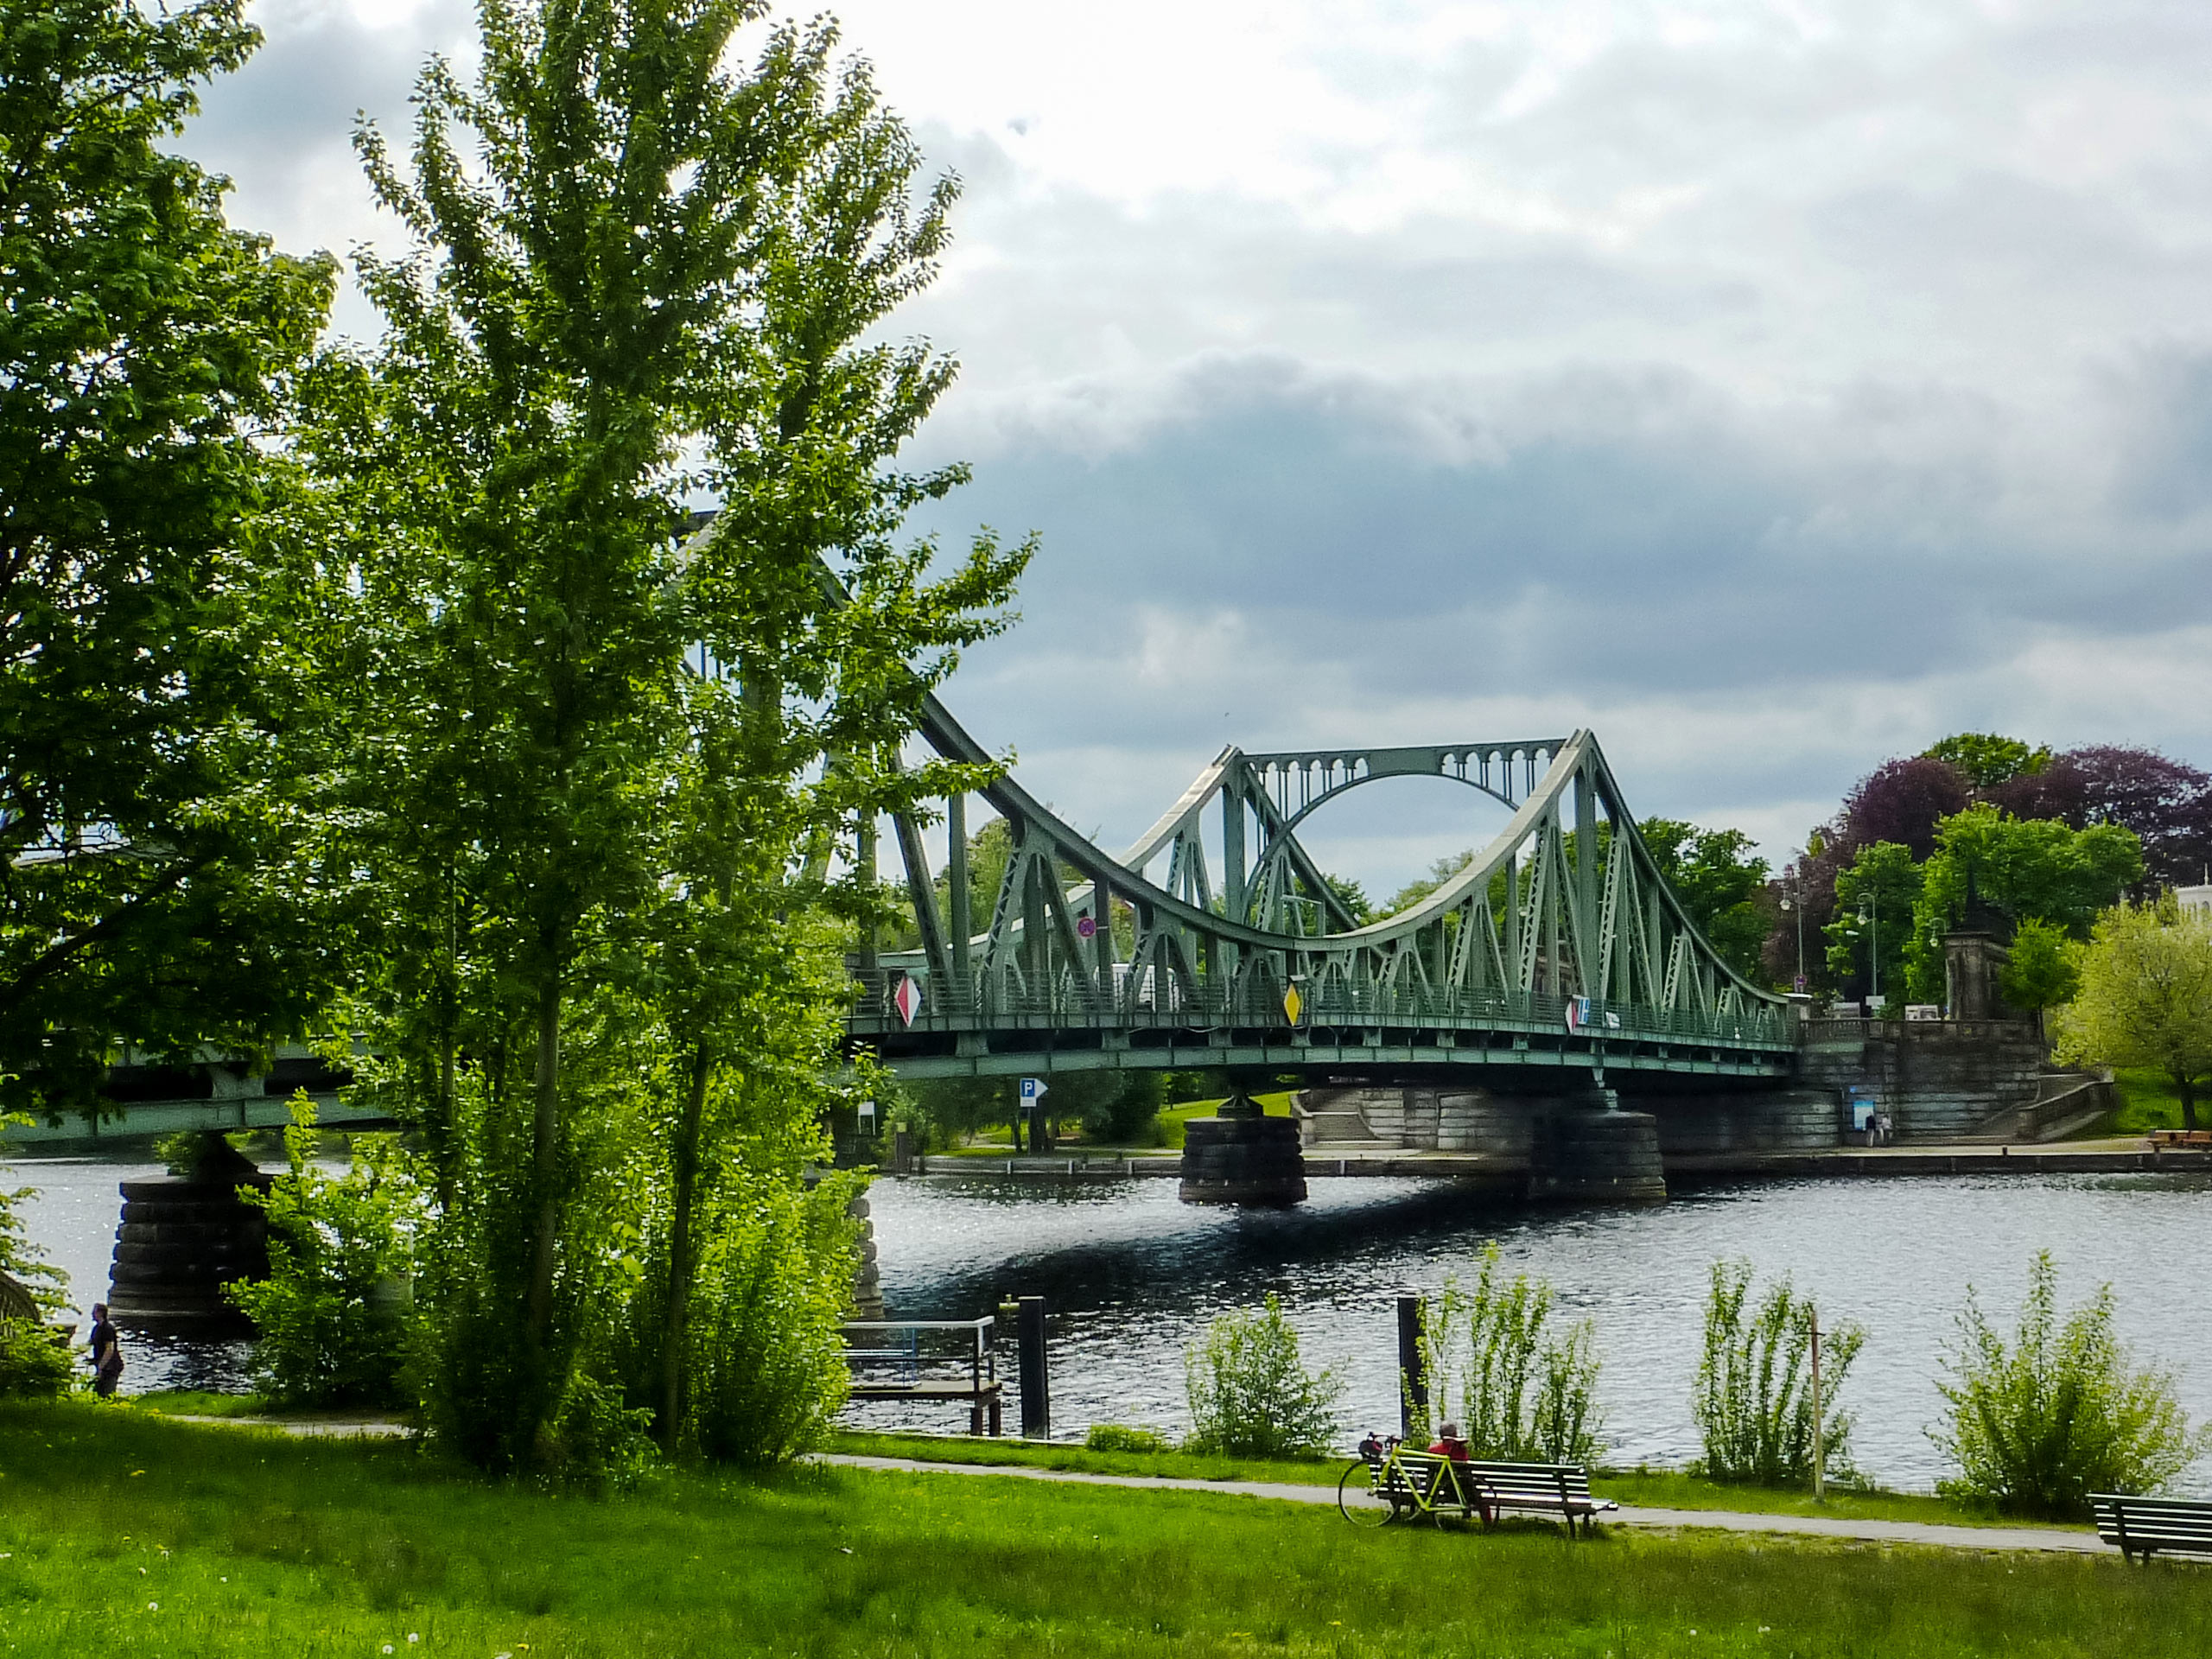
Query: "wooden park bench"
2150 1129 2212 1148
1341 1444 1615 1537
2092 1494 2212 1563
1460 1459 1619 1538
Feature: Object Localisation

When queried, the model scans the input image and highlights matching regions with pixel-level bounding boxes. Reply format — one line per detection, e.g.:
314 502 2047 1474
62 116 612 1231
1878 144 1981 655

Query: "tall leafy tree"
1638 819 1770 983
0 0 338 1113
1902 807 2141 1002
2055 899 2212 1132
1823 842 1920 1000
313 0 1020 1469
1923 734 2050 791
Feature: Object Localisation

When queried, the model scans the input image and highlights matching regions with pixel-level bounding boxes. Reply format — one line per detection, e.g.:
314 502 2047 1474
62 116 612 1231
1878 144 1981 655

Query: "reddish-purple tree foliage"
2044 747 2212 888
1834 757 1971 861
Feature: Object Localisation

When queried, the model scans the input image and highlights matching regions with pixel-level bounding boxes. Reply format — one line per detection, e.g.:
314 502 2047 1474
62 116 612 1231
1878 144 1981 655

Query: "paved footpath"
821 1454 2107 1556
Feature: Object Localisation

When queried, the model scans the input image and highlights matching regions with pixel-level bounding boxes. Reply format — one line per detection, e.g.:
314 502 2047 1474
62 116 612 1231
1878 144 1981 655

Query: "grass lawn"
2106 1069 2203 1135
830 1432 2086 1532
4 1402 2201 1659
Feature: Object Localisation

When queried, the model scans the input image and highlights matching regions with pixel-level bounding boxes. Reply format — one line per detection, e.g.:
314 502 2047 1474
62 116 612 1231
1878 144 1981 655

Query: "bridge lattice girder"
855 697 1790 1079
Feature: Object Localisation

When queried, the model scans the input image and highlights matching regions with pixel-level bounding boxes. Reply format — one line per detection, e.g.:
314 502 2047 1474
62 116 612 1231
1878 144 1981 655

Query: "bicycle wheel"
1338 1461 1397 1529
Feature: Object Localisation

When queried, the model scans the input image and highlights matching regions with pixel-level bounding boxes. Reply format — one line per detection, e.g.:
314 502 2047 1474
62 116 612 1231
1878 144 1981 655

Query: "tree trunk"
2180 1077 2198 1134
525 967 563 1403
659 1039 710 1454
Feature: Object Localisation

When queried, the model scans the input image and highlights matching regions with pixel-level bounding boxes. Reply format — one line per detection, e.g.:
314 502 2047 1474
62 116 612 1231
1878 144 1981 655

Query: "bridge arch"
849 690 1788 1085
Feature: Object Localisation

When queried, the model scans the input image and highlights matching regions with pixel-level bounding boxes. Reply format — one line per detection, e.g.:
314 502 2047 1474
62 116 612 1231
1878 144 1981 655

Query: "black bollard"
1396 1294 1427 1439
1017 1294 1050 1438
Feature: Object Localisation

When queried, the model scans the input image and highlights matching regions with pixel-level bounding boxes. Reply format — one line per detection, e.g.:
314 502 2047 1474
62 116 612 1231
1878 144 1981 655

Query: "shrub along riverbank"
6 1402 2205 1659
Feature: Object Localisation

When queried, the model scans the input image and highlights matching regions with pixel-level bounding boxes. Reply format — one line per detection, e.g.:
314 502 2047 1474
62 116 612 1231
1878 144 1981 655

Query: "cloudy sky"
189 0 2212 898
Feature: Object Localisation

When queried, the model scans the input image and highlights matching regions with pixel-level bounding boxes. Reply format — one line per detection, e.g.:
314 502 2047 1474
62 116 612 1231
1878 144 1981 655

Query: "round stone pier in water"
1179 1107 1306 1205
106 1135 270 1338
1528 1104 1666 1203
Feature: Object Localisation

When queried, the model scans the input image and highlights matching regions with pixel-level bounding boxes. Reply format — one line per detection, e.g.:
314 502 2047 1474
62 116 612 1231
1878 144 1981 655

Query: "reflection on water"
858 1170 2212 1493
12 1149 2212 1492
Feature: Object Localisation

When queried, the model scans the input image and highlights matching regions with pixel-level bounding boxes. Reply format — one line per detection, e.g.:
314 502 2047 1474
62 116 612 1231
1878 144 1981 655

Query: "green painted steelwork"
855 701 1790 1082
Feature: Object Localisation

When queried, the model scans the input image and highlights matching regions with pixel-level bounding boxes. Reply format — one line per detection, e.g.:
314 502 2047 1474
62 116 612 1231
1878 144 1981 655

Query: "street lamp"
1779 870 1806 988
1859 894 1879 1001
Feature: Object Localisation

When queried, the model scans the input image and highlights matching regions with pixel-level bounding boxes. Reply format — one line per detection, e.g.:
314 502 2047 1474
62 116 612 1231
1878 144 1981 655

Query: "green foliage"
1415 1245 1605 1464
1932 1252 2208 1518
2053 898 2212 1130
1693 1260 1864 1485
315 0 1023 1471
1084 1423 1172 1453
1824 841 1921 995
1384 848 1476 916
0 1315 73 1398
1183 1294 1344 1459
0 0 342 1116
1323 874 1376 926
1999 918 2080 1027
1639 819 1771 983
680 1170 859 1465
1923 734 2051 789
1903 807 2142 1001
226 1108 423 1410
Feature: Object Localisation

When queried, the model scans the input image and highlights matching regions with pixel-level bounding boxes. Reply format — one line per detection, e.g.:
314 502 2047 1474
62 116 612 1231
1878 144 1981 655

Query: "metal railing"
841 1316 1001 1435
849 969 1794 1052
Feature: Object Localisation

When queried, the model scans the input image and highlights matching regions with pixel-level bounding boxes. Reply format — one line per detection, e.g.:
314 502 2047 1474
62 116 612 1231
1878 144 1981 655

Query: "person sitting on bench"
1427 1421 1472 1503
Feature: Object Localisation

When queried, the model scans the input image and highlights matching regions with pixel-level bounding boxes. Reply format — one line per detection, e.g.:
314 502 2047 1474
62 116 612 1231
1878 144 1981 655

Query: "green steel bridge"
851 696 1793 1086
5 694 1796 1151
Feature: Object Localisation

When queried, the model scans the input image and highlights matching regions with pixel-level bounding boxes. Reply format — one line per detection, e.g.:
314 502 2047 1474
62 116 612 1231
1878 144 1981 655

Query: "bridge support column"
106 1132 270 1338
1179 1096 1306 1205
1526 1093 1666 1203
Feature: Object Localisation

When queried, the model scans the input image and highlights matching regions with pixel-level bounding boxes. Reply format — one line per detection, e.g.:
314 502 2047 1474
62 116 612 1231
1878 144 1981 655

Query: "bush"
684 1170 860 1465
1693 1259 1864 1485
1085 1423 1171 1453
0 1315 74 1399
1184 1294 1343 1459
1416 1245 1605 1464
1932 1251 2209 1518
226 1108 424 1409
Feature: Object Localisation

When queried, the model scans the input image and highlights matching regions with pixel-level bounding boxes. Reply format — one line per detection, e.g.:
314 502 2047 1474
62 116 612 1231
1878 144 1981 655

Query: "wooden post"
1397 1294 1427 1440
1810 1308 1825 1502
1018 1294 1050 1439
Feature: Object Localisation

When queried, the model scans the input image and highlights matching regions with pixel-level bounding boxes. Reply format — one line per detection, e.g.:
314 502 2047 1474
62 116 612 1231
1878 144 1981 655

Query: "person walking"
87 1303 123 1398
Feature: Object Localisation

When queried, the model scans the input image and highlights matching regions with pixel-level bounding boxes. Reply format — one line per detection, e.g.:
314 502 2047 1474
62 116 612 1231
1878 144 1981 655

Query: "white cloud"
187 0 2212 890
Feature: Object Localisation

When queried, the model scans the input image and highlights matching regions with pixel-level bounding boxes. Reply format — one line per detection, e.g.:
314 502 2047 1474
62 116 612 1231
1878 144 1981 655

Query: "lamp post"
1780 870 1805 988
1859 894 1878 1001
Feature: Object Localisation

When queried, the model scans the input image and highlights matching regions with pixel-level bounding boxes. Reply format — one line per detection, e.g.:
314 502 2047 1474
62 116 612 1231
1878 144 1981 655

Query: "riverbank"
3 1402 2206 1659
893 1136 2212 1182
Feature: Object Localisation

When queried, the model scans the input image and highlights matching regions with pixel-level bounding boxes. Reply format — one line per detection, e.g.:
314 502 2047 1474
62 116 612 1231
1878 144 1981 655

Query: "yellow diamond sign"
1282 985 1302 1026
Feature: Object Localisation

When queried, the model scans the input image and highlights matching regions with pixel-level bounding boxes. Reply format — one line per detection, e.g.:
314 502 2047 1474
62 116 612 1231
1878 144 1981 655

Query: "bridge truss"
853 699 1792 1084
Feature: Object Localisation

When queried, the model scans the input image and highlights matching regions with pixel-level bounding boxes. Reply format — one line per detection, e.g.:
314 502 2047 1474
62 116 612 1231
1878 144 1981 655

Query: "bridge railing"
849 968 1793 1051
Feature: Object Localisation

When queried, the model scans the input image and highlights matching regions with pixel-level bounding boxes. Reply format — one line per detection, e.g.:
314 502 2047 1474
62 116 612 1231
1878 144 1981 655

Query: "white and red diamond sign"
892 975 924 1027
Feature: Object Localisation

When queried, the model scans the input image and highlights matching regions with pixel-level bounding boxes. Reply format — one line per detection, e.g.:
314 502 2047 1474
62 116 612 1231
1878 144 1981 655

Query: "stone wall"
1796 1018 2045 1141
1642 1090 1840 1156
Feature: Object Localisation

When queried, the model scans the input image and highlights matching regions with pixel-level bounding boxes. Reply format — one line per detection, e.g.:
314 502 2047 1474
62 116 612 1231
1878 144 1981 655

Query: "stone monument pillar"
1943 930 2011 1020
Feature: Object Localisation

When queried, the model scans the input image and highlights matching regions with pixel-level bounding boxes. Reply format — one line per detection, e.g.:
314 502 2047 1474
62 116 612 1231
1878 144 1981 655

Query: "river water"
11 1153 2211 1494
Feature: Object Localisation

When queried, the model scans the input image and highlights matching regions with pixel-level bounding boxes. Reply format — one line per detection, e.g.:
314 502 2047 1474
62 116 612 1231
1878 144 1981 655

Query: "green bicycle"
1338 1433 1491 1529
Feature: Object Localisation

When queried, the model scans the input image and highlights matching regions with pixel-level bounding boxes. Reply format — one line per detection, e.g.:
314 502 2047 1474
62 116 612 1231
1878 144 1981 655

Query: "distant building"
2177 885 2212 918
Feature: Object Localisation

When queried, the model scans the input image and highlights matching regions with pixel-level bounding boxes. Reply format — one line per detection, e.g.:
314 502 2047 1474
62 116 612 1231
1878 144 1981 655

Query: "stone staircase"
1961 1071 2117 1144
